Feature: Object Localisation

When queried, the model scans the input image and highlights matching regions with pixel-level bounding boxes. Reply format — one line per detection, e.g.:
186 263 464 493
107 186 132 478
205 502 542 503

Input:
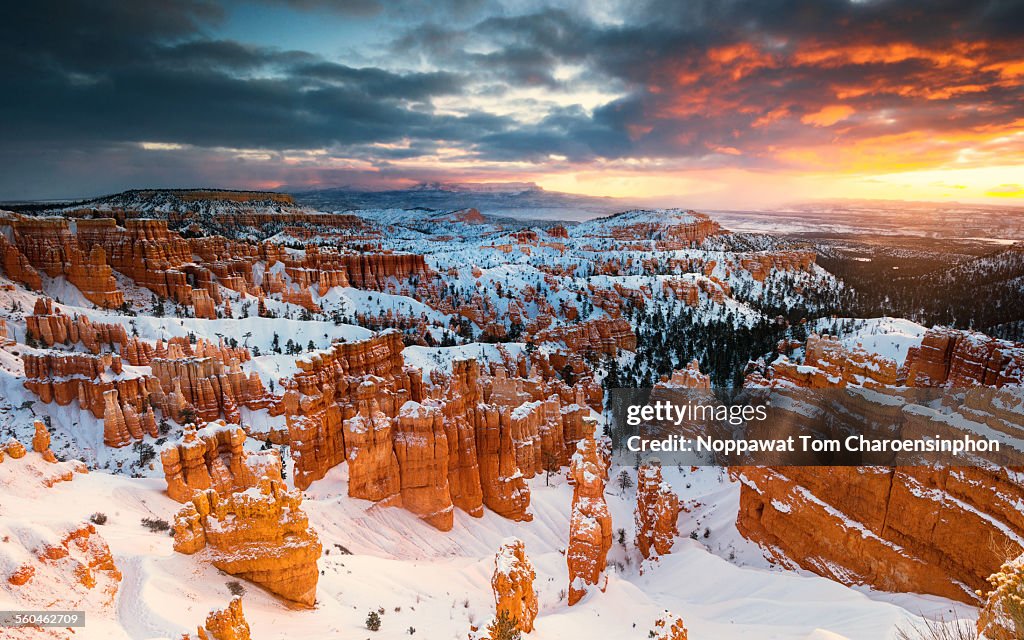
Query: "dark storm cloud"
394 1 1024 166
1 0 1023 199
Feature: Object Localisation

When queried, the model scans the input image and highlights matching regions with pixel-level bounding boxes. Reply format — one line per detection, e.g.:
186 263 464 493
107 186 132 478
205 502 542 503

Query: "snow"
813 317 928 364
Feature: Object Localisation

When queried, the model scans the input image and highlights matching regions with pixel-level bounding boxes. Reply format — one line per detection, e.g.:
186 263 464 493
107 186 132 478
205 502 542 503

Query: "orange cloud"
801 104 855 127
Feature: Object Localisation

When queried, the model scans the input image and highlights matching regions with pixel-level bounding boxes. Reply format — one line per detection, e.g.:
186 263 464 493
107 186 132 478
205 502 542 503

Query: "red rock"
344 380 403 505
393 401 454 530
635 460 681 561
0 234 42 290
161 422 282 503
11 218 123 307
651 611 689 640
8 522 121 604
567 418 612 605
26 298 128 353
184 596 252 640
32 419 57 463
338 252 432 290
172 477 322 606
736 465 1024 603
904 327 1024 387
491 538 538 633
192 289 217 319
529 317 636 356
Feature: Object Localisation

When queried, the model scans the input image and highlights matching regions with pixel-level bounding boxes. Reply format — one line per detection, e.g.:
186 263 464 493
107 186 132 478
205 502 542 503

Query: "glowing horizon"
2 1 1023 208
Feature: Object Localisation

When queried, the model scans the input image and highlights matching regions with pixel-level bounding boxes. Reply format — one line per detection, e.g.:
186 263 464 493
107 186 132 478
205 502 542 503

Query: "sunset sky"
2 0 1023 207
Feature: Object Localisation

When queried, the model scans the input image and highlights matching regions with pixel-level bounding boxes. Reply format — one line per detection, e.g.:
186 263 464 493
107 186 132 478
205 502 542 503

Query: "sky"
1 0 1023 208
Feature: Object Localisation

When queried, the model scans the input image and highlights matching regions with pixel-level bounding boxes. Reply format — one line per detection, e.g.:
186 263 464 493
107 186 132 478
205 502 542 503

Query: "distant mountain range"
291 182 627 221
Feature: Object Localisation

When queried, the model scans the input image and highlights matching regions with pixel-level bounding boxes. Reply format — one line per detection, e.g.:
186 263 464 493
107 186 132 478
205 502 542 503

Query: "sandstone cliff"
172 477 322 606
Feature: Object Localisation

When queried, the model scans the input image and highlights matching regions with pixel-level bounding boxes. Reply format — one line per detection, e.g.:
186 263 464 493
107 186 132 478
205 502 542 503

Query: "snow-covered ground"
0 453 973 640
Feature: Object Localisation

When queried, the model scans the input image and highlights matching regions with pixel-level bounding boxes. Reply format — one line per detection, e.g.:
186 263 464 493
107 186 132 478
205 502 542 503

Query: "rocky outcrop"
192 289 217 319
567 418 612 605
530 317 636 355
0 233 42 290
635 460 680 561
172 477 321 606
184 597 252 640
148 339 264 424
160 422 282 503
339 253 432 289
656 360 711 390
32 420 57 463
393 401 453 530
26 298 127 353
736 465 1024 603
0 433 85 486
10 218 124 307
651 611 689 640
904 327 1024 387
0 317 14 346
76 218 199 305
491 538 538 633
3 522 121 608
738 332 1024 604
977 553 1024 640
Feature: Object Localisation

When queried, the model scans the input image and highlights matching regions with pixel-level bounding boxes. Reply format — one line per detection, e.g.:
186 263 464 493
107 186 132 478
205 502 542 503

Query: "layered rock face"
530 317 636 356
26 298 127 352
184 597 252 640
635 461 681 561
12 217 124 307
338 252 432 289
491 537 538 633
738 330 1024 604
147 339 266 424
566 419 612 605
0 233 43 290
172 477 322 606
977 553 1024 640
76 218 205 307
737 465 1024 603
904 327 1024 387
160 422 282 503
22 333 267 448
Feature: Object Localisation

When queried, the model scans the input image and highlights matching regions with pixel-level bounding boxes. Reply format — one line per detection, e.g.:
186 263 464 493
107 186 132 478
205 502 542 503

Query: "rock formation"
393 401 454 530
26 298 128 353
32 419 57 463
491 537 538 633
904 327 1024 387
76 218 199 305
172 477 321 606
183 597 252 640
566 418 612 605
160 422 282 503
339 252 432 289
3 522 122 608
651 611 689 640
530 317 636 356
11 217 124 307
0 233 43 290
738 329 1024 603
635 460 681 561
